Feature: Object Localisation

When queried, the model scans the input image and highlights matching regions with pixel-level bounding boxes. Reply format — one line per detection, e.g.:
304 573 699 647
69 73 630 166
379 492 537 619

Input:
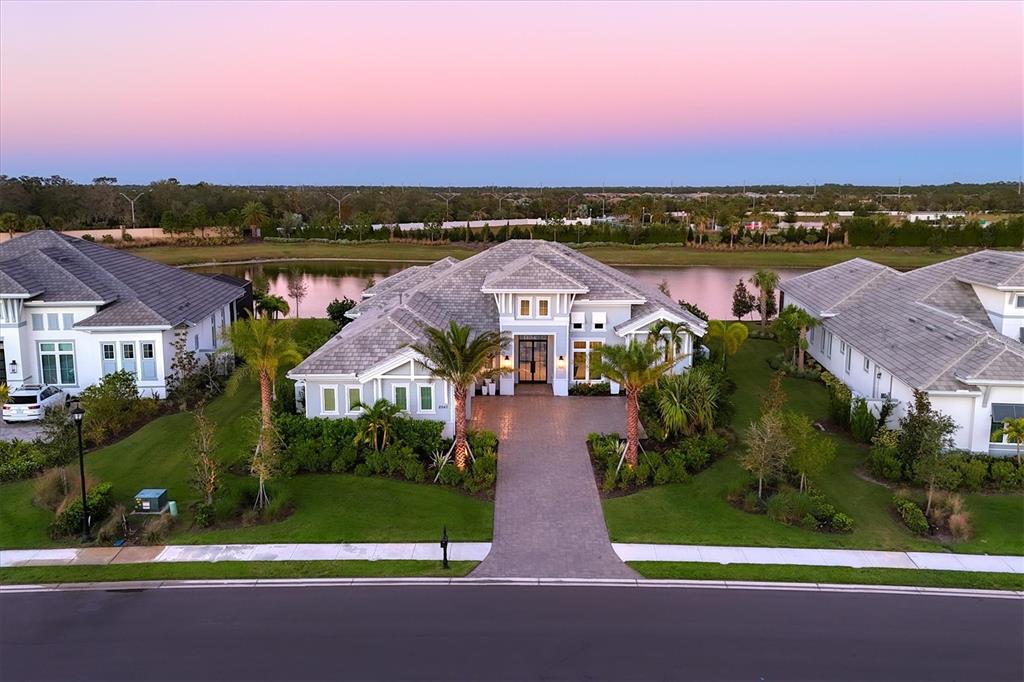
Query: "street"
1 584 1021 681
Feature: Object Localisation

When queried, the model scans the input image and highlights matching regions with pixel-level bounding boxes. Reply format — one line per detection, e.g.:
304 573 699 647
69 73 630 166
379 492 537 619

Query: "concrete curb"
2 577 1021 599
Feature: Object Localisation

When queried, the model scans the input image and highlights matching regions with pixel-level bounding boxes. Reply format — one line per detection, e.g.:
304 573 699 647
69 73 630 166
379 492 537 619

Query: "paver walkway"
469 392 636 578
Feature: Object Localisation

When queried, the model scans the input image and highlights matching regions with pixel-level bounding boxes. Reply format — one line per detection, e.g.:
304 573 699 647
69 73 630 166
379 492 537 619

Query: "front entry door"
517 337 548 383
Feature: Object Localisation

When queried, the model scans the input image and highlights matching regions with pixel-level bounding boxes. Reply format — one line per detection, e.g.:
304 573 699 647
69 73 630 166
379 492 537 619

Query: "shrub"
867 444 902 481
32 467 93 511
955 457 988 492
141 513 176 545
191 502 215 528
79 370 159 445
989 460 1016 489
464 453 497 493
51 482 114 538
0 440 50 482
467 430 498 457
95 504 128 543
437 463 464 487
892 495 929 535
742 491 763 513
766 489 817 525
569 382 612 396
829 512 854 533
81 234 95 241
821 372 852 428
849 398 877 443
101 234 114 244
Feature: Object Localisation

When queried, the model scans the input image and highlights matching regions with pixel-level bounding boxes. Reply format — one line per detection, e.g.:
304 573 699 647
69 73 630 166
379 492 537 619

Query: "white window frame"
345 385 363 414
140 341 157 380
571 339 604 383
1016 295 1024 309
62 313 74 330
100 342 117 376
570 311 585 330
31 313 44 331
120 341 138 376
840 340 847 354
592 311 607 331
392 383 409 411
863 356 870 373
417 383 435 413
845 348 852 374
321 385 339 415
518 298 532 318
826 332 833 358
536 297 551 319
38 341 77 386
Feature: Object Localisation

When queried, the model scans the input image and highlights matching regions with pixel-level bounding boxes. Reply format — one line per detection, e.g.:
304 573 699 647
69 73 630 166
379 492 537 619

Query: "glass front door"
517 337 548 383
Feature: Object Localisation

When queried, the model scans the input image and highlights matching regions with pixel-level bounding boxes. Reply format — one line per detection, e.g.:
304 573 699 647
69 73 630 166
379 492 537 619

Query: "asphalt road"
1 585 1021 681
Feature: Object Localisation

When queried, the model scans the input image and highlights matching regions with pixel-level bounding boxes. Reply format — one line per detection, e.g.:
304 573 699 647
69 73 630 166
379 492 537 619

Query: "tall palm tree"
241 201 268 237
759 213 775 245
648 320 689 364
656 365 720 438
410 321 511 471
704 320 749 368
996 417 1024 466
749 269 780 328
788 307 820 371
696 217 707 246
824 211 839 247
225 317 303 509
596 339 676 467
728 219 740 248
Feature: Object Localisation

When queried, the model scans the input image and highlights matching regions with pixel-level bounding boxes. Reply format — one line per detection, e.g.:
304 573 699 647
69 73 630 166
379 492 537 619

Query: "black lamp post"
440 525 449 570
71 403 89 543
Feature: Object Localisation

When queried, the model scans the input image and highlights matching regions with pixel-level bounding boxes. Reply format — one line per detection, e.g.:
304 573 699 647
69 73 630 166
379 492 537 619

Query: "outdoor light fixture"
71 404 89 542
501 354 513 368
8 360 16 375
557 355 566 369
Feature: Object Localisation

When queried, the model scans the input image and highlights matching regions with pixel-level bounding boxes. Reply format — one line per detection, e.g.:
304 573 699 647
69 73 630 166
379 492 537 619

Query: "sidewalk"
0 542 492 568
613 543 1024 574
1 542 1021 574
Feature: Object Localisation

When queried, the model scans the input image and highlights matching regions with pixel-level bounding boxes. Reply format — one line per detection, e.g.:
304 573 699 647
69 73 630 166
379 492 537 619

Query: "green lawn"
630 562 1024 591
132 239 971 270
0 374 493 549
0 560 477 584
604 338 1024 554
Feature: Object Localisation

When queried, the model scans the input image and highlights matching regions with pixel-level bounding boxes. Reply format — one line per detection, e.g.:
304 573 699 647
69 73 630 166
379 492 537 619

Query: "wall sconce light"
501 354 513 369
8 360 16 375
556 355 566 369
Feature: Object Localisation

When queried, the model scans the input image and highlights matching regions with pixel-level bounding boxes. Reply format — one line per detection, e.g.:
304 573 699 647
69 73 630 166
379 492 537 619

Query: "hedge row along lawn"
603 338 1024 555
0 560 477 584
0 350 494 549
133 240 969 270
629 562 1024 592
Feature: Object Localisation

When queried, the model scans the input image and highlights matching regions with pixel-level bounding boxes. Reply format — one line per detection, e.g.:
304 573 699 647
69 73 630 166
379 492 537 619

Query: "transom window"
572 340 604 382
39 342 76 385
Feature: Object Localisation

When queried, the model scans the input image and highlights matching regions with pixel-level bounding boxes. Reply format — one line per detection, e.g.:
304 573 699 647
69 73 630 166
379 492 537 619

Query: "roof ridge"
539 242 645 299
921 332 993 389
34 251 105 302
823 267 895 314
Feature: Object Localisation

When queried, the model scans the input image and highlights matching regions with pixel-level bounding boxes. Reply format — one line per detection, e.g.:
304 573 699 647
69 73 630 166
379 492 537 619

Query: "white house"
0 231 247 398
779 251 1024 455
288 240 706 436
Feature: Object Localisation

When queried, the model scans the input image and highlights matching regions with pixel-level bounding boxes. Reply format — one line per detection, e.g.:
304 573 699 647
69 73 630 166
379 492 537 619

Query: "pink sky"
1 1 1020 184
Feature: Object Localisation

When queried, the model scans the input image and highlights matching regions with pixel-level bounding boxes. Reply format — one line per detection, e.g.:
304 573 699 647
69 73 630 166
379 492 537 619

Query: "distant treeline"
0 175 1021 231
844 217 1023 248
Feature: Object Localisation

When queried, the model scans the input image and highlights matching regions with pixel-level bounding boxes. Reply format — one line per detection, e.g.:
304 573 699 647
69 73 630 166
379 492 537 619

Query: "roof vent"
908 316 918 323
924 324 936 332
944 333 956 340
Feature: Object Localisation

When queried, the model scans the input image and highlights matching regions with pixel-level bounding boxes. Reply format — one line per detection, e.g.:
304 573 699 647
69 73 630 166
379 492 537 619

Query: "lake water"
194 261 810 320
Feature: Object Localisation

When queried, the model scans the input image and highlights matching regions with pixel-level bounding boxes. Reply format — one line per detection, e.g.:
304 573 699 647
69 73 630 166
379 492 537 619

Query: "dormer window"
519 299 531 317
537 299 550 317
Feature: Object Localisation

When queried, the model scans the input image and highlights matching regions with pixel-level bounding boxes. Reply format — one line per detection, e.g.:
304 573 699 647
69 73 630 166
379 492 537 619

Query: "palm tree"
824 211 839 247
224 317 303 509
789 307 820 371
749 269 780 328
995 417 1024 466
353 399 404 451
410 321 511 471
256 295 290 320
656 365 720 437
0 383 9 406
596 339 676 467
241 201 268 237
759 213 775 245
704 320 749 368
648 320 689 364
728 219 740 248
696 217 707 246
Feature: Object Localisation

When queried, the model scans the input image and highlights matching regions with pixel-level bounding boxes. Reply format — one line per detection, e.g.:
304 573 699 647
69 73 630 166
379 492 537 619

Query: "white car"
2 385 69 423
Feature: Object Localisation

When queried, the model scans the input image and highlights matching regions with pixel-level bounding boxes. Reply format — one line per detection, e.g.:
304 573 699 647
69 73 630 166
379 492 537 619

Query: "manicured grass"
629 562 1024 592
603 338 1024 554
0 369 493 548
132 239 971 270
136 241 478 266
0 560 477 584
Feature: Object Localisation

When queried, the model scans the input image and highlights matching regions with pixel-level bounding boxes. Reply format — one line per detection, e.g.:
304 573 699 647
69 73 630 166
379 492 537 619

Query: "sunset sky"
1 0 1020 185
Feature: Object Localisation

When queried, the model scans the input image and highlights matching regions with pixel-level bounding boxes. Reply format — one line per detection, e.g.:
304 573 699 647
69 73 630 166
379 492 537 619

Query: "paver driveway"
470 391 636 578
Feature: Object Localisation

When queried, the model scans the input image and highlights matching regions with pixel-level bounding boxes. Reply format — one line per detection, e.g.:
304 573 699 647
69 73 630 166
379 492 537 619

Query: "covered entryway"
471 392 635 578
516 336 548 383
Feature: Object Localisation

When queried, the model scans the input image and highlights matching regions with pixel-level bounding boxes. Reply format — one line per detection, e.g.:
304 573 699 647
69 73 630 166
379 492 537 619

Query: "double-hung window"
393 384 409 411
62 313 74 330
826 333 833 358
346 386 362 414
121 343 137 375
518 299 531 318
31 314 44 331
47 313 59 330
863 357 870 373
39 342 76 385
845 348 852 374
537 298 550 318
322 386 338 415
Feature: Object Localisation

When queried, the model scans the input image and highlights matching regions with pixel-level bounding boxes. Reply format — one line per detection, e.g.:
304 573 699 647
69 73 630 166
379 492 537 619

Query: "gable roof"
780 250 1024 391
0 231 245 328
292 240 706 378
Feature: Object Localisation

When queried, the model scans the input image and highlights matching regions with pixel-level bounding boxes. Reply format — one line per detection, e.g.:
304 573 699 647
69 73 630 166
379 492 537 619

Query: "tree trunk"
800 472 806 492
259 370 273 440
453 385 469 471
925 478 934 515
798 327 807 371
757 476 763 499
760 294 768 328
625 389 640 467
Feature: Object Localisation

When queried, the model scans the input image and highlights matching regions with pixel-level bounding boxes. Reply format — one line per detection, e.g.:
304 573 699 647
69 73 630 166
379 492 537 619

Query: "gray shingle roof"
292 240 706 378
0 231 244 327
780 250 1024 391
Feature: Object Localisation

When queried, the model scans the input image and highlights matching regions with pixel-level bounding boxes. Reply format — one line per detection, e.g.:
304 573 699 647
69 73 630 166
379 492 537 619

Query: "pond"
193 260 810 320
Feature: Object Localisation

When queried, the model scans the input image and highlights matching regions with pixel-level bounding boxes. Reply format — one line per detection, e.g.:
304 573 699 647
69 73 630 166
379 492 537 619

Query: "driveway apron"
470 392 637 578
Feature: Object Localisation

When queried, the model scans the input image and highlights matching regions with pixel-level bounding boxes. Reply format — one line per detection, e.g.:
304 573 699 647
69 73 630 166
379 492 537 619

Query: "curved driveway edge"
470 393 636 578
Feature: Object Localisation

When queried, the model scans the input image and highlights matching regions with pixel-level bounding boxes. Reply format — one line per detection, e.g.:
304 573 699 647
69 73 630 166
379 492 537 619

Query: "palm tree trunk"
259 370 273 440
625 389 640 467
453 385 469 471
798 328 807 371
760 294 768 328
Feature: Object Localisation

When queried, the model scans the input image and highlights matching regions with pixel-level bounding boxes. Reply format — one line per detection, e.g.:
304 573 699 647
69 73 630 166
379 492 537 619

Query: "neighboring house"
0 230 247 397
288 240 707 436
779 251 1024 455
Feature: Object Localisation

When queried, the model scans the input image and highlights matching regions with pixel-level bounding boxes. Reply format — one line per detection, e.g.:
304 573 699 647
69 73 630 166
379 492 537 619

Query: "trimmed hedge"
51 483 115 539
892 495 929 535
